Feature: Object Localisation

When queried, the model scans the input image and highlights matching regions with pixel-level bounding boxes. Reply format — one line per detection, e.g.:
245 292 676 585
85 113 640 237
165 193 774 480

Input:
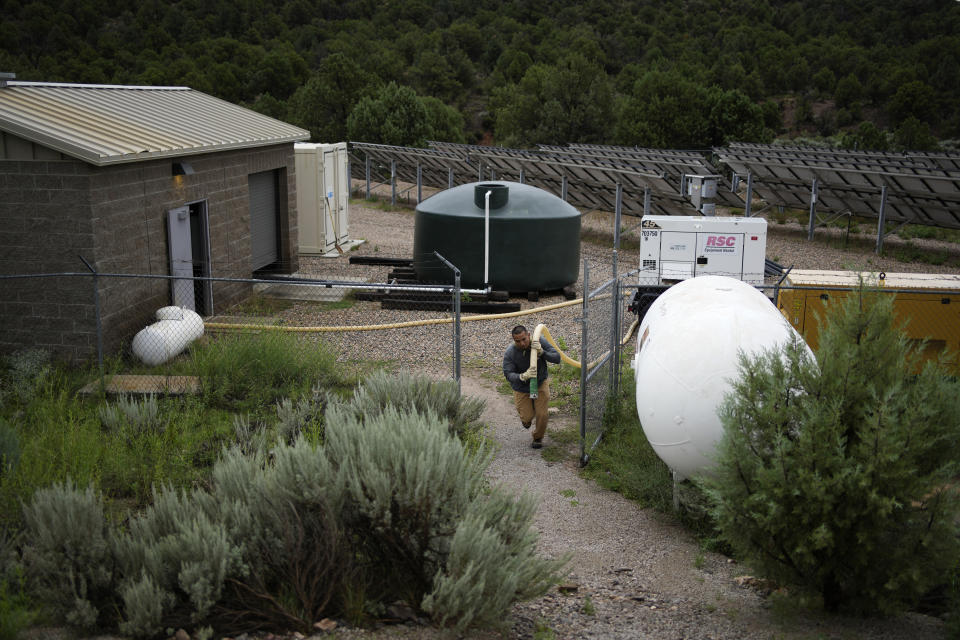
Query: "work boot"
522 421 532 430
531 439 542 449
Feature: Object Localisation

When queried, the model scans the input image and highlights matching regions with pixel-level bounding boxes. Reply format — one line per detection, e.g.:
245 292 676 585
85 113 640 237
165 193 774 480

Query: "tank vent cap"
474 183 509 210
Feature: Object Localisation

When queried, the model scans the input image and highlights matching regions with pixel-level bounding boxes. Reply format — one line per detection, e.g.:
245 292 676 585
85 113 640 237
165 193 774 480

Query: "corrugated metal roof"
0 81 309 165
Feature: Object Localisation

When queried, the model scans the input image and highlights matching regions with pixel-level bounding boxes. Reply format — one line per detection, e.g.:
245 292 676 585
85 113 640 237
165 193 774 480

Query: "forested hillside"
2 0 959 151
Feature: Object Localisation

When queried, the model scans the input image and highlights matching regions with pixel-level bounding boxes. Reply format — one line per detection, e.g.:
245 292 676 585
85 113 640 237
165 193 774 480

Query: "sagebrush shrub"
20 480 116 629
98 394 163 433
701 288 960 614
344 369 484 437
423 488 568 633
17 371 559 636
323 402 488 602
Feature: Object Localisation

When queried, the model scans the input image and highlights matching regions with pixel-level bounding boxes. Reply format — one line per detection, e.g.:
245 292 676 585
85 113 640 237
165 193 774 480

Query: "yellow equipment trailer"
775 270 960 373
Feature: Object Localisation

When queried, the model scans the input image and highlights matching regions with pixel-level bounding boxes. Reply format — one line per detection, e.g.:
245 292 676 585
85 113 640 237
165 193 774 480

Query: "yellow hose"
532 319 640 371
205 295 640 372
204 297 584 332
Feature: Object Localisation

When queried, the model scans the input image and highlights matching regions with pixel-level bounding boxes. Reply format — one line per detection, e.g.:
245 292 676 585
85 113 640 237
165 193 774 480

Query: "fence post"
365 154 371 200
610 252 620 399
579 260 589 466
391 160 397 206
417 163 422 204
807 177 818 241
434 251 461 393
79 256 104 390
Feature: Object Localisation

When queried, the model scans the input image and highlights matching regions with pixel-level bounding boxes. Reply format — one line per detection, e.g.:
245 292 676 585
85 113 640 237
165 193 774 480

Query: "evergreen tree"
346 82 433 147
701 287 960 614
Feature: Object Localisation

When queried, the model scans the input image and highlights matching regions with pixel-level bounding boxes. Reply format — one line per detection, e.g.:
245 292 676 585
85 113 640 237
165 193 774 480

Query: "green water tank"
413 181 581 291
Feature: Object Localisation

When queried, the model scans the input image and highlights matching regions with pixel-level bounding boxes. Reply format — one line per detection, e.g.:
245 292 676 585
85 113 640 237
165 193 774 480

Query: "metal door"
167 206 195 310
249 170 279 269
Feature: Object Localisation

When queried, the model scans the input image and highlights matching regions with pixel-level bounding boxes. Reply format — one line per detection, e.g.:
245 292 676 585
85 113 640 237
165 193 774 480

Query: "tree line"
1 0 958 151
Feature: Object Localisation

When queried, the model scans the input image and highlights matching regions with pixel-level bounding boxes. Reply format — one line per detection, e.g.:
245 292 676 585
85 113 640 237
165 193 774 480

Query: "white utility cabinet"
638 215 767 286
295 142 350 255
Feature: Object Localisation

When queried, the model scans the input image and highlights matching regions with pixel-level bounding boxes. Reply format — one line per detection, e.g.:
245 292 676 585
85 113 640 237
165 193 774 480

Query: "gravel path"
271 202 955 639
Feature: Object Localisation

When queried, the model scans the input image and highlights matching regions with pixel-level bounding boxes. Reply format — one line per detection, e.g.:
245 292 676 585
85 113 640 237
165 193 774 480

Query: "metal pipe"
434 251 462 391
579 260 589 466
745 172 753 217
79 255 103 384
417 163 422 203
484 189 492 289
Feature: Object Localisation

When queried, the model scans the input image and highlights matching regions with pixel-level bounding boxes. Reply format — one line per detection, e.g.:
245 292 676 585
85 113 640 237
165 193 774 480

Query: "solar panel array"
715 143 960 230
350 141 737 215
538 143 745 208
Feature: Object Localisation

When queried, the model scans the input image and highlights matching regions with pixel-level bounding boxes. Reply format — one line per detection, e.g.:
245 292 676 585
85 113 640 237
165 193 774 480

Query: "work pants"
513 378 550 441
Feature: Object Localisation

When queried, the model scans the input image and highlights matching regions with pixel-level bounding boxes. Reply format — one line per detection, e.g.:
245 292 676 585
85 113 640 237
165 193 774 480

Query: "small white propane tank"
633 275 810 480
132 306 204 366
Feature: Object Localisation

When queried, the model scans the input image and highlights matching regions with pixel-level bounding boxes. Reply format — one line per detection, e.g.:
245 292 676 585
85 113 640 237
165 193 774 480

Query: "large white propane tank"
633 275 809 480
132 306 204 366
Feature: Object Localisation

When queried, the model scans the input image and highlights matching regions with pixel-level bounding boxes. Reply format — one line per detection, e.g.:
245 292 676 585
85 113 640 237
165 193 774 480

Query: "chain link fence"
577 268 960 466
0 255 467 395
3 258 958 461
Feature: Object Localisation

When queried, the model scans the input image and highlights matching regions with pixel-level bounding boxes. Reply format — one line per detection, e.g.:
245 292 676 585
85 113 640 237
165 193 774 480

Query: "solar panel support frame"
807 177 818 241
876 185 888 254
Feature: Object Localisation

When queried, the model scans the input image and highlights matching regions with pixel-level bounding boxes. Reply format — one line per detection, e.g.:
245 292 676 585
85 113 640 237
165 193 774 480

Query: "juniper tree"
701 287 960 614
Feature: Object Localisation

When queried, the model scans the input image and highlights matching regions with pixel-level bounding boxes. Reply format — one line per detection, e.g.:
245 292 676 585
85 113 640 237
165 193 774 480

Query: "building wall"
0 157 98 358
0 143 299 361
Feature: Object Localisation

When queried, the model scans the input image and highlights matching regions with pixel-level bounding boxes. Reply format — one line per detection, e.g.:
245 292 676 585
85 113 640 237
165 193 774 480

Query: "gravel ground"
222 202 957 639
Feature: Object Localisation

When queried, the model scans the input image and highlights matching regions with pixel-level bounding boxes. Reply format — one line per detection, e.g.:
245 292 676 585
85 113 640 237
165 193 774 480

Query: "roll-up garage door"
249 170 279 269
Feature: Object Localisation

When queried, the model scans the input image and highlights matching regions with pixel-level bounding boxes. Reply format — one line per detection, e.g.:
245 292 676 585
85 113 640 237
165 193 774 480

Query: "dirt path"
448 372 947 640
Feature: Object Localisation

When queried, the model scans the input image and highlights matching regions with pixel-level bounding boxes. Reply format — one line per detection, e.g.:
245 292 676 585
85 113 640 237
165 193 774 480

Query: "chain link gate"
578 259 623 465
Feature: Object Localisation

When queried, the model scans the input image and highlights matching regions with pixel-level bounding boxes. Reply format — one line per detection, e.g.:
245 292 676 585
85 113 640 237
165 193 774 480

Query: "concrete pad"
322 238 366 257
252 282 348 302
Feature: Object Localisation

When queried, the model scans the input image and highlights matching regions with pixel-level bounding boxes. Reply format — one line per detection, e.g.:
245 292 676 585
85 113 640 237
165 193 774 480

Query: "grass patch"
351 195 414 213
888 241 952 266
0 332 358 530
226 292 295 316
187 331 350 412
581 226 642 251
894 223 960 244
579 367 673 512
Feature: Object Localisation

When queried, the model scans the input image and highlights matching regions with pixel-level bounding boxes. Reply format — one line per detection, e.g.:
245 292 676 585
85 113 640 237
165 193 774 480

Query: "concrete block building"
0 78 309 361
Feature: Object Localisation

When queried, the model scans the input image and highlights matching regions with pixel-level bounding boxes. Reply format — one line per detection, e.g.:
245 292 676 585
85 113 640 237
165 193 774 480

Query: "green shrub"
20 480 116 629
1 348 52 405
0 569 37 640
700 287 960 614
0 418 19 478
343 369 484 438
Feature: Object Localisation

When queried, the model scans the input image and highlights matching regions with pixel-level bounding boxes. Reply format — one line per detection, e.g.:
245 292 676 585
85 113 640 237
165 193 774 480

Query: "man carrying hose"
503 324 561 449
